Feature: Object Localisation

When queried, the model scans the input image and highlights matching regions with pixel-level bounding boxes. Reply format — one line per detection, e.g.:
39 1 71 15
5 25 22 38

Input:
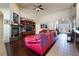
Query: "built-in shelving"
20 20 35 36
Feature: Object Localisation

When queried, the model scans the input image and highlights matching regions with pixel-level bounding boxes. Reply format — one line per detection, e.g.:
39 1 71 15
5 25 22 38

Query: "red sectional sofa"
24 30 57 55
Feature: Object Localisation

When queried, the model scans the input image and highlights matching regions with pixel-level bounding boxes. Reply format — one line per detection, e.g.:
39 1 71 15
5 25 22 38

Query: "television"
26 25 32 31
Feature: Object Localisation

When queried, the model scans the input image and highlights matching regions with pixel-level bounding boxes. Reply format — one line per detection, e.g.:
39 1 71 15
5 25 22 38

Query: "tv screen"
26 26 32 31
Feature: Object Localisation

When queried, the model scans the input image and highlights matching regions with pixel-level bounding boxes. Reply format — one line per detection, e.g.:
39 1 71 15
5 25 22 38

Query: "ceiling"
17 3 73 11
17 3 73 17
0 3 9 8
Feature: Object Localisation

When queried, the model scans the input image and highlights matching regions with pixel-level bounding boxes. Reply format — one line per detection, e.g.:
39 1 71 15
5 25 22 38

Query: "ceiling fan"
32 5 44 12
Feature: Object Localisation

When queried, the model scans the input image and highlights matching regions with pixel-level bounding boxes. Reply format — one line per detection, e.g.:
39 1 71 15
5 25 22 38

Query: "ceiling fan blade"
33 5 37 7
40 8 44 10
38 5 42 7
32 8 36 10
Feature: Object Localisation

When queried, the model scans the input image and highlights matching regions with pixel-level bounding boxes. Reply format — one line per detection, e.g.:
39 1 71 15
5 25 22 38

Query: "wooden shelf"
11 23 18 26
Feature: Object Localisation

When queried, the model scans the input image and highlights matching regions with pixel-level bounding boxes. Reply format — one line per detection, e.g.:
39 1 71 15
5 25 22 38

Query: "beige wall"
10 3 20 15
0 14 7 56
0 7 11 43
39 9 72 23
0 15 3 40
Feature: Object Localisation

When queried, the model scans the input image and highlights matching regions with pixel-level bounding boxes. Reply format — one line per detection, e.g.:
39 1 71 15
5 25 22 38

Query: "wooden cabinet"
10 24 19 41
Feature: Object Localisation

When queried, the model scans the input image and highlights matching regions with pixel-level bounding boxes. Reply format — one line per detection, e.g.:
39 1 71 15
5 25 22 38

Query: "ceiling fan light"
36 8 40 11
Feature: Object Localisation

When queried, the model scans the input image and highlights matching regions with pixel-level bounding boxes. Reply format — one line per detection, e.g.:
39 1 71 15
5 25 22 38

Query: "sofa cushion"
25 35 36 42
39 32 48 47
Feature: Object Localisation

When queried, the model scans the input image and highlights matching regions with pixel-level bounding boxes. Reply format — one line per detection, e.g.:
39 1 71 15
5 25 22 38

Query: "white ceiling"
18 3 72 8
18 3 73 11
17 3 73 17
0 3 9 8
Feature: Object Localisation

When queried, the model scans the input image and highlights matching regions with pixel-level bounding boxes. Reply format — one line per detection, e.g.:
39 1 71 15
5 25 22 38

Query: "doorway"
60 23 68 33
59 19 69 34
0 11 7 55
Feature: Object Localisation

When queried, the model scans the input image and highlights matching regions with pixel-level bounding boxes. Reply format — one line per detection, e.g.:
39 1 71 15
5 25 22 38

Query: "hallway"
46 34 79 56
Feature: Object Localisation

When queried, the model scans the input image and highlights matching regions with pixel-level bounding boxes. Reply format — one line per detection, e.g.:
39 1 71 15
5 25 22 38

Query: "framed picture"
13 12 19 23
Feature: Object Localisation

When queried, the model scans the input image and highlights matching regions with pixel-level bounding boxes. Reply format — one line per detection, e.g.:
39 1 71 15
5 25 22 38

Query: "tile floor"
46 34 79 56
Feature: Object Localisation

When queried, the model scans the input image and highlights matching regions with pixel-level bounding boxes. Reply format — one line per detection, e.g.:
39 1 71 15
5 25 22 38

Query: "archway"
0 11 7 55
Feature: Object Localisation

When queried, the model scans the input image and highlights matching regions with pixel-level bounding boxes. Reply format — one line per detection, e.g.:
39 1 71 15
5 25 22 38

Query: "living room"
0 3 79 56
